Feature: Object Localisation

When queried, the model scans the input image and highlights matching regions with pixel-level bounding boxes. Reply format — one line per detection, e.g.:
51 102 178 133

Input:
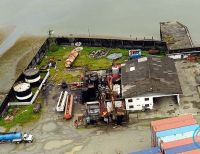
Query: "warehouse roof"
121 56 182 98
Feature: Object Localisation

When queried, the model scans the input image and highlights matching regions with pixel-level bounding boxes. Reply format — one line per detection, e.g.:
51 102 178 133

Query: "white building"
121 56 182 111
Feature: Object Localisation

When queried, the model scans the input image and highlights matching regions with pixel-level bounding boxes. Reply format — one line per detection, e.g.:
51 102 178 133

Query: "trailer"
64 94 73 120
56 91 68 112
0 132 33 144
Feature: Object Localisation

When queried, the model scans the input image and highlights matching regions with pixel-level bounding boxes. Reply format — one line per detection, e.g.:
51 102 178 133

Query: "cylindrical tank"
0 132 22 141
24 68 41 84
13 83 33 102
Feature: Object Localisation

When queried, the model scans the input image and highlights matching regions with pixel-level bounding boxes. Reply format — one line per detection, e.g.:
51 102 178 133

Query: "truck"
0 132 33 144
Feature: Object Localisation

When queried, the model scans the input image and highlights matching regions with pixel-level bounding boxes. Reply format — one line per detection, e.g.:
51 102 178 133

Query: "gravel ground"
0 84 151 154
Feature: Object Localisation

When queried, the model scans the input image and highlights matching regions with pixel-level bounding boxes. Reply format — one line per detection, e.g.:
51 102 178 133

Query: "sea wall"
56 37 167 51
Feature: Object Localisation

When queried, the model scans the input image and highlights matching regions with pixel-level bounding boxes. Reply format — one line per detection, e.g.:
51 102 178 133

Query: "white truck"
0 132 33 143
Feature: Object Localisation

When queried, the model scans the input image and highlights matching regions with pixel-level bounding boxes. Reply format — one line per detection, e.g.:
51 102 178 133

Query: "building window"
145 104 150 107
128 99 133 102
145 98 149 101
136 98 139 100
137 105 140 107
129 105 134 109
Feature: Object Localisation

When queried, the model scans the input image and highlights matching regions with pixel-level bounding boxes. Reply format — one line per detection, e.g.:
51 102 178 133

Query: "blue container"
129 147 160 154
165 143 198 154
0 132 22 141
130 54 141 59
156 124 199 138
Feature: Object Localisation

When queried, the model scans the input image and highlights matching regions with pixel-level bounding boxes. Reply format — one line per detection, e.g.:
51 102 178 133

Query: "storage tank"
13 83 33 101
24 68 41 84
0 132 22 141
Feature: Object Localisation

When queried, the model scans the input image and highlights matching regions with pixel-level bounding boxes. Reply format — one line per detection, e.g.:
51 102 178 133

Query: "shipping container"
151 114 194 128
129 147 161 154
158 131 195 146
164 143 198 154
151 119 197 146
151 114 194 147
179 149 200 154
156 124 199 138
155 124 199 147
153 119 197 132
161 136 200 150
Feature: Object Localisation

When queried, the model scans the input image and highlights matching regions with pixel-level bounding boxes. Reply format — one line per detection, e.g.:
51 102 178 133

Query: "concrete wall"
55 37 167 51
125 96 154 111
125 94 180 111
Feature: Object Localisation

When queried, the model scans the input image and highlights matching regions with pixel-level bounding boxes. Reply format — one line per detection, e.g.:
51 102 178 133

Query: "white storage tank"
13 82 33 101
24 68 41 84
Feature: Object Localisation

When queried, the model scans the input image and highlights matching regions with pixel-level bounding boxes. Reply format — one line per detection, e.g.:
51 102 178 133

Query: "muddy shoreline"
0 35 45 94
0 27 13 45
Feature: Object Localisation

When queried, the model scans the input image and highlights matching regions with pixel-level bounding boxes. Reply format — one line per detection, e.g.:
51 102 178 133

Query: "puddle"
44 140 73 150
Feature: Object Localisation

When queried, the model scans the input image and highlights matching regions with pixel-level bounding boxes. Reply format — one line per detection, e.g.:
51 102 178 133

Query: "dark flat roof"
121 56 182 98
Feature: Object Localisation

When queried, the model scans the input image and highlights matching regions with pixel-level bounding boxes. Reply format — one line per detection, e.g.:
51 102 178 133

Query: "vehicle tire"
28 140 32 143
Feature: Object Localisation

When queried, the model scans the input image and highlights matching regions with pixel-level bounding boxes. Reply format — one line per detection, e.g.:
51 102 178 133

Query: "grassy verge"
0 105 41 131
38 46 129 70
0 96 44 131
50 69 83 84
37 46 129 83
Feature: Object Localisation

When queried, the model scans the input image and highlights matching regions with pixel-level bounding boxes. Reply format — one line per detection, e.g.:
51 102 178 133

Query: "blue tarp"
107 53 122 60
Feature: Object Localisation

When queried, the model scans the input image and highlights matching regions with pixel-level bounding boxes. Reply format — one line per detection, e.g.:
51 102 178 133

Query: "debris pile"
89 49 108 58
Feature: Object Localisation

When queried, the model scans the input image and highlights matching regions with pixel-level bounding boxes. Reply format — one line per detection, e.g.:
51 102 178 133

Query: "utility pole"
88 27 91 38
48 29 55 47
88 27 91 46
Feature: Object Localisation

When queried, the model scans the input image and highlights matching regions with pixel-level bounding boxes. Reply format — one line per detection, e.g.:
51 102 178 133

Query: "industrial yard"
1 21 200 153
1 43 200 153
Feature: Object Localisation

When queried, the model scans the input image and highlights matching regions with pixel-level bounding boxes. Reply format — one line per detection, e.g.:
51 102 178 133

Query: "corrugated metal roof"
121 56 182 98
153 119 197 132
151 114 194 127
179 149 200 154
165 143 198 154
161 136 200 150
156 124 199 138
129 147 161 154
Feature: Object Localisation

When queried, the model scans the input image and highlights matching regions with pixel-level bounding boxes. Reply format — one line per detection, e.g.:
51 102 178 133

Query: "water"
0 0 200 54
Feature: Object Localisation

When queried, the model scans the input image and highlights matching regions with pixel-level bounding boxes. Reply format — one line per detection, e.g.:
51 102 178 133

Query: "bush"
49 44 59 52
